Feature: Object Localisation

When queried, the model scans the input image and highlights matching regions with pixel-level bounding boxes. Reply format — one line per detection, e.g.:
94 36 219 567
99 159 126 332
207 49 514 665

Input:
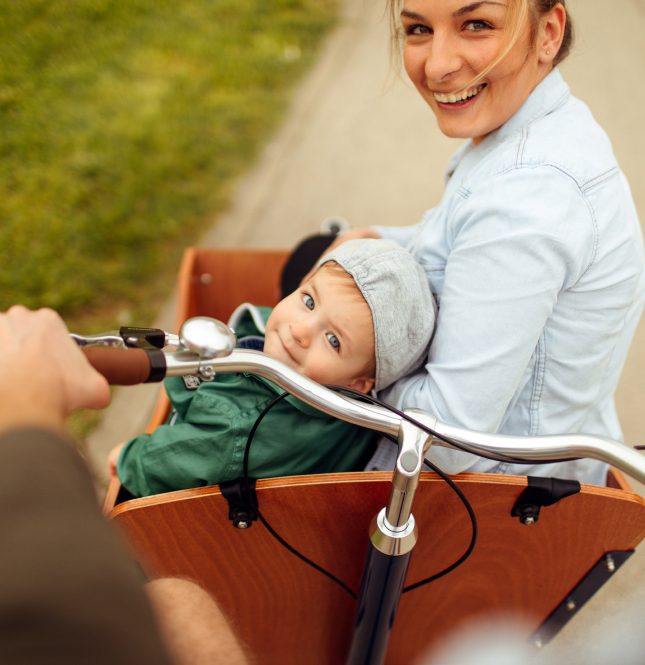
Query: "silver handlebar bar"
165 348 645 486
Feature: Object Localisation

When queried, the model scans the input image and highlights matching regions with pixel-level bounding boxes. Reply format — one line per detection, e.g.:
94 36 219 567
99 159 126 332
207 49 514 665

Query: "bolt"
522 516 536 525
566 599 576 611
605 555 616 573
236 520 250 529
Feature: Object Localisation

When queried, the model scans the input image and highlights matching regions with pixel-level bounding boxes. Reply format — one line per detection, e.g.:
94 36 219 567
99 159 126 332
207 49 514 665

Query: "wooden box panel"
108 472 645 665
175 247 289 329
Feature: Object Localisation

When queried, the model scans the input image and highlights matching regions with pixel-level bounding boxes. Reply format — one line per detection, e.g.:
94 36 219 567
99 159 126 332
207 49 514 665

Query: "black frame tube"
346 544 412 665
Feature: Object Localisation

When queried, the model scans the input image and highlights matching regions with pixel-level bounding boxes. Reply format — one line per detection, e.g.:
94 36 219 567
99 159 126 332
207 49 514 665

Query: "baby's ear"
346 377 375 394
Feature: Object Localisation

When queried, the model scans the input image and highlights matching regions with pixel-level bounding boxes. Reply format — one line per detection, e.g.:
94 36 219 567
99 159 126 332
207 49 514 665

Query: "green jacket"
117 307 376 497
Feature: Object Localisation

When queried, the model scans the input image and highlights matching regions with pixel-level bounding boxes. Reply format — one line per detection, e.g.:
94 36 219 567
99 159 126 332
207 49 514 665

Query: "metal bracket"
530 550 633 648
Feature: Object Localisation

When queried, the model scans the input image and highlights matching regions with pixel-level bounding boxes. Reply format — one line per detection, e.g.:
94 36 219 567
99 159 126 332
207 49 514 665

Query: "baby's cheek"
306 359 343 386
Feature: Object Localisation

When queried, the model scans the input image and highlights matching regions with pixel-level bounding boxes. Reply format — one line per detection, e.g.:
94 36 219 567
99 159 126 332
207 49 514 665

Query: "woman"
323 0 645 485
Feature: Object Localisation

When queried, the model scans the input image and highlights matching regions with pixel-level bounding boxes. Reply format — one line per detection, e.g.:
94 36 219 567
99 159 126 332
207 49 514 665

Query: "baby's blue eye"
303 294 314 310
327 333 340 349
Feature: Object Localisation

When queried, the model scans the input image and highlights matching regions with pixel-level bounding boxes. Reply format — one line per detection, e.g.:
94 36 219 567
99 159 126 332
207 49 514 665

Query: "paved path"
86 0 645 660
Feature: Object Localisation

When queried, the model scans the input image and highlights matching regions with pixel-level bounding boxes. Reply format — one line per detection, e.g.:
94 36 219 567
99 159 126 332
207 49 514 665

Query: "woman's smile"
433 83 487 105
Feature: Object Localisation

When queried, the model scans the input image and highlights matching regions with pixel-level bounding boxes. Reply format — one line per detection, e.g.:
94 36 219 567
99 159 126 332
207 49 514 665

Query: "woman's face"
402 0 549 144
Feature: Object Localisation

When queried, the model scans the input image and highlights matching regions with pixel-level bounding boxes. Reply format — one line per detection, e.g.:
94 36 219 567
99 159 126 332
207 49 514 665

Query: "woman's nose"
290 319 311 347
424 33 463 84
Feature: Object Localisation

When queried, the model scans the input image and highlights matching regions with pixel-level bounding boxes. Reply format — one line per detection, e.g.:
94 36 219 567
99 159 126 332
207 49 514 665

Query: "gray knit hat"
317 238 436 391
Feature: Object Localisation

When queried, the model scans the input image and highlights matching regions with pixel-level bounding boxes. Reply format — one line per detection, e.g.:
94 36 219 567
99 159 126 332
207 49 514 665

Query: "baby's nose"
290 319 311 347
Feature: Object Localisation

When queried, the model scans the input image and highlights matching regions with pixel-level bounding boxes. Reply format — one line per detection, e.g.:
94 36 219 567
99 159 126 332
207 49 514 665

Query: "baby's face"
263 268 375 393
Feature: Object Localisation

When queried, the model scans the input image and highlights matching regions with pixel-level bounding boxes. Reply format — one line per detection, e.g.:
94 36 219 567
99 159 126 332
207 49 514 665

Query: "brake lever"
70 331 125 348
71 327 181 350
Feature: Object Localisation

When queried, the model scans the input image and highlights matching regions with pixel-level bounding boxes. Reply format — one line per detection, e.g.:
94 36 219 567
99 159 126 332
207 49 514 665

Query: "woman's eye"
464 20 491 32
406 24 431 36
326 333 340 350
303 294 314 310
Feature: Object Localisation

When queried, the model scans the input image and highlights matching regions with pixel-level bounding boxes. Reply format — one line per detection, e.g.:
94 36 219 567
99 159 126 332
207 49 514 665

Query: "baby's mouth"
281 337 297 364
434 84 487 104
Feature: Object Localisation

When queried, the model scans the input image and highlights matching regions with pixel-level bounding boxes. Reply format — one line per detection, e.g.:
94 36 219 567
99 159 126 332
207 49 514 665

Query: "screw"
605 555 616 573
522 516 536 525
566 599 576 611
236 520 250 529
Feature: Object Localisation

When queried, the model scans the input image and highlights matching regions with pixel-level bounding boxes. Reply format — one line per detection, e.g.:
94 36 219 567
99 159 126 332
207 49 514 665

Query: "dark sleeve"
0 428 172 665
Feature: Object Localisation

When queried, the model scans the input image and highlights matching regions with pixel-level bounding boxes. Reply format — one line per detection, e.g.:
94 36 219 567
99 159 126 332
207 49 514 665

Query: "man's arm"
0 306 250 665
0 306 171 664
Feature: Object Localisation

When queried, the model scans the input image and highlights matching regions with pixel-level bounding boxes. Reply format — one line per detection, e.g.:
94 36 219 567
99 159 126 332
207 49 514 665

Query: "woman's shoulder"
480 95 618 190
525 95 616 180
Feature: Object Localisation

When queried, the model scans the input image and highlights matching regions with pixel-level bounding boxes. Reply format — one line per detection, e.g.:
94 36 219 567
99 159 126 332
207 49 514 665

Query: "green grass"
0 0 337 327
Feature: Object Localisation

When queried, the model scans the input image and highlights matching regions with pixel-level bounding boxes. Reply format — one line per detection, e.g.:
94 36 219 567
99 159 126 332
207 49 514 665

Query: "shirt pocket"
418 262 446 307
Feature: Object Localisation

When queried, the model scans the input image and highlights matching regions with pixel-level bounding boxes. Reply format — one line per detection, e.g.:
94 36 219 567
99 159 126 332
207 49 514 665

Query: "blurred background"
0 0 337 327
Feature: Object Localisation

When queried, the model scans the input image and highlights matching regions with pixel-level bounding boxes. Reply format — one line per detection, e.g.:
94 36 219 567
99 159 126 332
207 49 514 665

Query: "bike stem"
346 410 436 665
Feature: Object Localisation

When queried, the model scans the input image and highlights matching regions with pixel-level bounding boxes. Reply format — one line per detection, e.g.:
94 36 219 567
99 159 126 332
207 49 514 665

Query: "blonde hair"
386 0 574 90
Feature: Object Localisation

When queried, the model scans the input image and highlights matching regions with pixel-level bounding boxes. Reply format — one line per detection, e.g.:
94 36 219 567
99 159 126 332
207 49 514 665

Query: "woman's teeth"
434 85 485 104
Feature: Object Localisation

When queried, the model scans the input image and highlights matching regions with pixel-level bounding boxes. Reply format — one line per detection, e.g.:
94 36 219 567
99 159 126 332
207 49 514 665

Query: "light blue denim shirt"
375 69 645 485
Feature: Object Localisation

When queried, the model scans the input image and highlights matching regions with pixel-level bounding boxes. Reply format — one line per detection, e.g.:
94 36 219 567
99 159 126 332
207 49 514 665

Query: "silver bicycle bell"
179 317 236 359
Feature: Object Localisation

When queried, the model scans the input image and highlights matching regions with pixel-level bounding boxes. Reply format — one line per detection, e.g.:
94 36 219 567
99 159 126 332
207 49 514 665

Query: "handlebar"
76 319 645 485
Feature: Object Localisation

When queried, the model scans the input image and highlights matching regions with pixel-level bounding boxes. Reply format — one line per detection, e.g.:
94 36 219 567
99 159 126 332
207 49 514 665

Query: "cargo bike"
77 234 645 665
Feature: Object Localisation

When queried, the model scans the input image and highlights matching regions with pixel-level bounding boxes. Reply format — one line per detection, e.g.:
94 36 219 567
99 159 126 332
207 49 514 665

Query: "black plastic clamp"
120 326 166 349
512 476 581 525
220 478 258 529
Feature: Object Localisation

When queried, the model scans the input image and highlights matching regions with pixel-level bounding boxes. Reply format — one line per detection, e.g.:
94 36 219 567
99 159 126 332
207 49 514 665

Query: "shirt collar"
445 67 570 178
490 67 570 144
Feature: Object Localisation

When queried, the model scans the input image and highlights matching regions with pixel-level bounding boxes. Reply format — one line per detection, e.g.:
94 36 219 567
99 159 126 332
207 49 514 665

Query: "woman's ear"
539 2 566 64
346 376 376 394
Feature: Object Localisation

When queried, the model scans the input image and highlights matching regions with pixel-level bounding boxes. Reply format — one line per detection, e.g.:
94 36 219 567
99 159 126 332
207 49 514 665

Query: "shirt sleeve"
380 166 596 473
372 223 420 248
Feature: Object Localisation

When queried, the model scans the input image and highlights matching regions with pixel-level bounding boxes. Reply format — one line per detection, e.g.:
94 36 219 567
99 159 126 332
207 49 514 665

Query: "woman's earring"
546 50 550 55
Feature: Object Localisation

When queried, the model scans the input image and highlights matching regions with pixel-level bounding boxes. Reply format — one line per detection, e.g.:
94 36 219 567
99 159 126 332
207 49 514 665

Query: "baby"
108 239 436 497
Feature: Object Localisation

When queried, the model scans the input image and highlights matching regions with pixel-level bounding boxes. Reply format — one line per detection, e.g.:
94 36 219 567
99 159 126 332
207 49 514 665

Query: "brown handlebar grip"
82 347 154 385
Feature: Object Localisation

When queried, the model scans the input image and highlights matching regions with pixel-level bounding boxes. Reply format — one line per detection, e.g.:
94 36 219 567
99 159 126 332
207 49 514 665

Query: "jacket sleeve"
0 428 171 664
379 166 596 473
117 393 238 497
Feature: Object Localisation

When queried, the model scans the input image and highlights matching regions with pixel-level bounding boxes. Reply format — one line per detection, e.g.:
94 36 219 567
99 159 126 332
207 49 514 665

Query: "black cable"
242 382 581 600
402 456 477 593
243 391 358 600
242 385 485 602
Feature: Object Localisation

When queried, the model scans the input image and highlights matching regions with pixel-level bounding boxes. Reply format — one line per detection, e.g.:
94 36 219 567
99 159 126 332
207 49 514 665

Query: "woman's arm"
381 167 596 473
